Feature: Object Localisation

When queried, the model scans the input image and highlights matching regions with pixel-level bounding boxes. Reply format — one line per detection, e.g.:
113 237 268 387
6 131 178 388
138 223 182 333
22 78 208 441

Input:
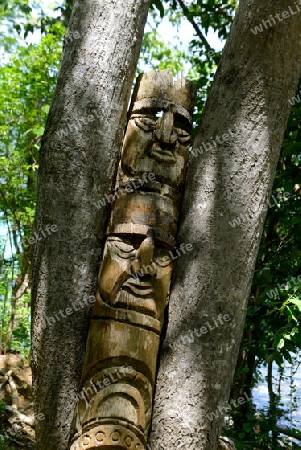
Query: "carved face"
97 236 173 322
121 104 192 189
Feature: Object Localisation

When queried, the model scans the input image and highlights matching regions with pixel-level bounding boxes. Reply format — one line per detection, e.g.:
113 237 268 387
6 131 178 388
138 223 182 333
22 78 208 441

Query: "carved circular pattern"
124 436 133 447
82 435 91 446
95 432 104 442
111 430 120 442
71 424 145 449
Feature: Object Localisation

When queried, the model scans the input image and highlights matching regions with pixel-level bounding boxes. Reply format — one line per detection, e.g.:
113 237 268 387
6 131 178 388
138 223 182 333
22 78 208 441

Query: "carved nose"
137 236 154 267
131 236 155 275
154 112 177 144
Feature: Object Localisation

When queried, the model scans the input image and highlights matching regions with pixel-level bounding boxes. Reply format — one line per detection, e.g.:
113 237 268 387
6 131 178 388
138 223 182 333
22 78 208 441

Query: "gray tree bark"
149 1 301 449
31 1 150 449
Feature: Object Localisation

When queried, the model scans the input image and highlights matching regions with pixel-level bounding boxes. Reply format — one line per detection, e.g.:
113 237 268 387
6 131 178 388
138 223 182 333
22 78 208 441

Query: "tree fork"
31 1 150 449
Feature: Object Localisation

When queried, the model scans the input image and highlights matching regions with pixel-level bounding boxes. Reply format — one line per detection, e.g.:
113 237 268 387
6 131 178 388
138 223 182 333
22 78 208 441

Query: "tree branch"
7 371 18 409
5 405 34 427
256 413 301 441
176 0 213 51
215 5 233 22
275 425 301 441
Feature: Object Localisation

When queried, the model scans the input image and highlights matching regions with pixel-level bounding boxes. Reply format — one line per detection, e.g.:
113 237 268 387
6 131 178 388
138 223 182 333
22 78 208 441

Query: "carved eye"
132 117 156 132
107 238 136 259
115 245 136 259
154 255 172 267
175 128 191 144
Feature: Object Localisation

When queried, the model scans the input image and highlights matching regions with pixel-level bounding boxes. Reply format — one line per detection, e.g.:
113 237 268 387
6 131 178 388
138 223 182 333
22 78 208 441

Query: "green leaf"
242 422 252 432
32 126 45 136
288 297 301 312
281 348 293 363
290 328 301 348
273 351 284 367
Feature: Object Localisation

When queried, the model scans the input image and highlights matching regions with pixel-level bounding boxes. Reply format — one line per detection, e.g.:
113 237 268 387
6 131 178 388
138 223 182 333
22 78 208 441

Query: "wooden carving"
69 70 196 450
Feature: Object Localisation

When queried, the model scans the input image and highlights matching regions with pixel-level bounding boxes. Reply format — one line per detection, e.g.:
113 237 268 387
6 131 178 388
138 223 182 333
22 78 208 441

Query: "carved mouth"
150 145 176 163
113 278 157 317
123 278 153 296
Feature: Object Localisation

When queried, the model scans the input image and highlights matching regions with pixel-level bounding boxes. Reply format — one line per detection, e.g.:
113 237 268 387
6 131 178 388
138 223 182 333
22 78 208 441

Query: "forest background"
0 0 301 449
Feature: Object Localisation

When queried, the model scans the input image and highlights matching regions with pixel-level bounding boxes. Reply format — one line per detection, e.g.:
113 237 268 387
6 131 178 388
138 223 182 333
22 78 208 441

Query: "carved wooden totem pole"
69 70 196 450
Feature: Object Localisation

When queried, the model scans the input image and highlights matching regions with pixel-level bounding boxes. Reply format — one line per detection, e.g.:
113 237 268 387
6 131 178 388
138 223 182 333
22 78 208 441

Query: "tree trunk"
31 1 150 449
149 1 301 449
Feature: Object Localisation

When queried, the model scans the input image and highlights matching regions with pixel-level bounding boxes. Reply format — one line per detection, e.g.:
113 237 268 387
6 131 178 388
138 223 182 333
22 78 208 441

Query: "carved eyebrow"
130 112 192 136
107 238 135 252
112 245 136 260
132 99 193 122
131 106 165 115
114 242 135 252
130 113 156 119
131 111 191 125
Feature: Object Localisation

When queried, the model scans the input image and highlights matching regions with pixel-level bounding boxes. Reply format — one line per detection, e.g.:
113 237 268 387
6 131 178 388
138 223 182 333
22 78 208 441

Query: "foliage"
0 21 65 354
0 0 68 51
139 29 188 76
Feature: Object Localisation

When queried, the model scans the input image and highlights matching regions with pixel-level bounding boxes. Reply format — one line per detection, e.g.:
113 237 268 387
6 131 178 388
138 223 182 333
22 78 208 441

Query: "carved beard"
112 275 157 318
